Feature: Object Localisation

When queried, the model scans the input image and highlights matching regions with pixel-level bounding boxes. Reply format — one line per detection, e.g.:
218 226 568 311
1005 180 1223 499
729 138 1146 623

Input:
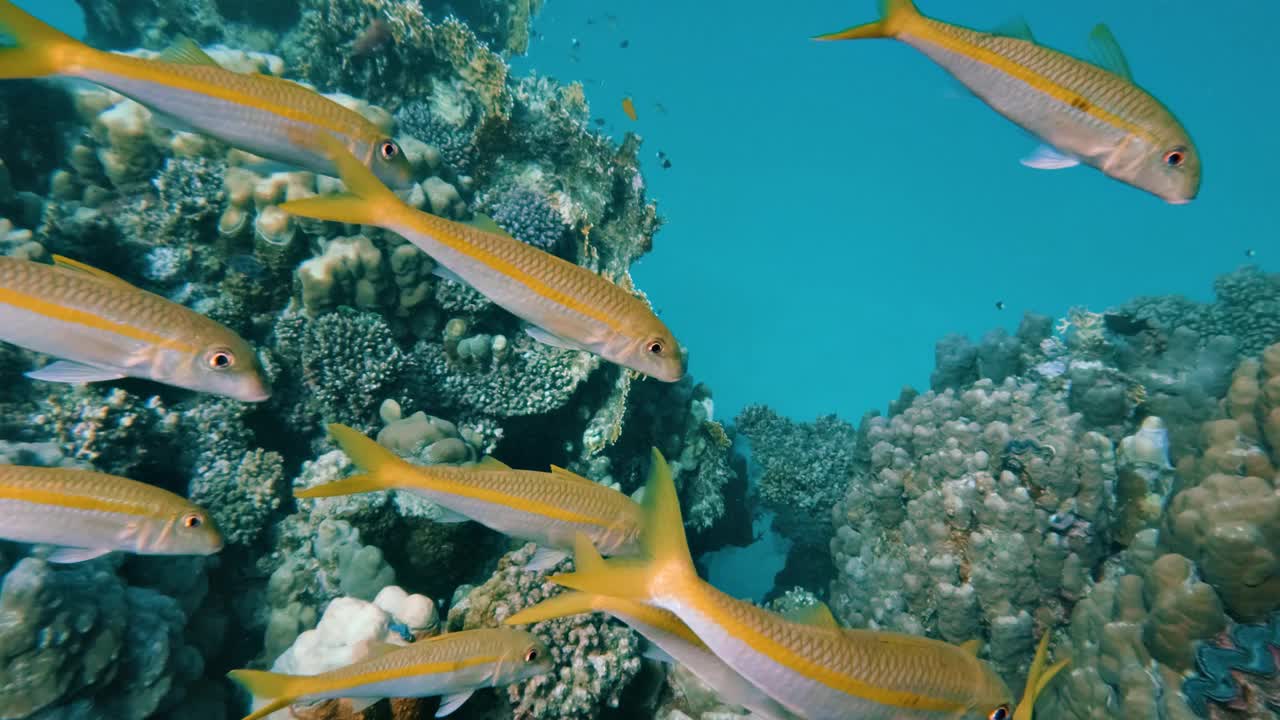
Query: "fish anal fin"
1020 145 1080 170
51 255 132 285
1088 24 1132 80
160 37 223 67
45 546 111 563
347 697 381 713
435 690 474 717
26 361 127 384
523 546 569 572
525 326 588 352
990 18 1035 42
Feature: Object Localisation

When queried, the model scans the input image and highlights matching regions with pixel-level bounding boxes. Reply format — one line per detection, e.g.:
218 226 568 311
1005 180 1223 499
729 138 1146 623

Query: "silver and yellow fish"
278 133 685 382
227 628 552 720
0 255 270 400
296 424 643 569
0 0 413 187
816 0 1200 203
550 449 1069 720
0 464 222 562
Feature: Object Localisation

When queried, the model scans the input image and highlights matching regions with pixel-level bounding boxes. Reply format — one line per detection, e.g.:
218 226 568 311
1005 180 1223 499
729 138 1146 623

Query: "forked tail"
812 0 922 41
293 424 409 498
226 669 302 720
0 0 92 78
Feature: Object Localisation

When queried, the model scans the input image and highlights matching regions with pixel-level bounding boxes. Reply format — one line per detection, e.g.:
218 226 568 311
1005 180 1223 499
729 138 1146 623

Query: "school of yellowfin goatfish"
0 0 1202 717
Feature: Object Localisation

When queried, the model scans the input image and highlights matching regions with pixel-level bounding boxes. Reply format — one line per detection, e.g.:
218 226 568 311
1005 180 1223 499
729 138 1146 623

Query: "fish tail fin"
812 0 921 41
503 589 601 626
550 449 696 602
0 0 92 78
1013 631 1070 720
293 424 407 498
226 669 302 720
278 131 399 225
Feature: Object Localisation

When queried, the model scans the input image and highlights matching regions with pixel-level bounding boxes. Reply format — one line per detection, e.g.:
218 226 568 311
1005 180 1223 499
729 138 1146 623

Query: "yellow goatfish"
0 255 270 401
506 589 799 720
549 449 1069 720
295 424 644 570
815 0 1200 203
278 134 685 382
0 0 413 187
227 628 551 720
0 464 222 562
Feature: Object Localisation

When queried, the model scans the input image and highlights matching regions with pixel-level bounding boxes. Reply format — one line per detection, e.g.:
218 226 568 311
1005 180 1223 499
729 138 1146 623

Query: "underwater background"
0 0 1277 719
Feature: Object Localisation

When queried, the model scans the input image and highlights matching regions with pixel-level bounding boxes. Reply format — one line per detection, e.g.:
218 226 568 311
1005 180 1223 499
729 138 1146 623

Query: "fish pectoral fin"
435 690 475 717
159 36 224 67
45 546 112 563
148 109 200 134
240 159 302 176
431 263 469 287
990 17 1035 42
524 326 588 352
346 698 381 713
51 255 134 286
431 505 473 524
1088 24 1132 80
523 546 569 573
26 361 127 384
1020 145 1081 170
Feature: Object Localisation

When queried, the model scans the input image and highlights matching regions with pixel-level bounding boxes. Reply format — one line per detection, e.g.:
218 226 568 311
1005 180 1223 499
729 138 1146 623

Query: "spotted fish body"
0 465 222 561
0 0 413 187
296 425 644 558
0 256 270 400
227 628 552 720
816 0 1200 203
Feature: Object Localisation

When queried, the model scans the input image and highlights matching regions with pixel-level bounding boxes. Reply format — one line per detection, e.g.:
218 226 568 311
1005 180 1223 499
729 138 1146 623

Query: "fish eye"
988 705 1010 720
182 513 203 529
207 348 236 370
379 140 400 161
523 647 539 663
647 339 665 355
1163 147 1186 167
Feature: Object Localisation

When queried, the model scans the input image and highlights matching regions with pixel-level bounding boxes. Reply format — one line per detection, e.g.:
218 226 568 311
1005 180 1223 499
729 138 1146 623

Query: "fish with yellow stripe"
0 254 269 400
548 448 1069 720
278 133 685 382
227 628 551 720
0 0 413 186
0 464 222 563
506 589 800 720
296 424 644 569
815 0 1199 203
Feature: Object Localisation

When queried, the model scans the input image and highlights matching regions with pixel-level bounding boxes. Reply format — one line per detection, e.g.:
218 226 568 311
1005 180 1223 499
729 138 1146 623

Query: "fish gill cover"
0 1 1274 720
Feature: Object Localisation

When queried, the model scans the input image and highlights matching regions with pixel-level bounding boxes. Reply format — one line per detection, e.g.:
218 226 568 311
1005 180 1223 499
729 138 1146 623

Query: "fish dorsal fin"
51 255 133 286
357 639 401 659
959 639 983 656
160 37 224 67
547 466 591 481
991 18 1035 42
476 455 511 470
466 213 515 240
783 602 839 629
1088 24 1132 80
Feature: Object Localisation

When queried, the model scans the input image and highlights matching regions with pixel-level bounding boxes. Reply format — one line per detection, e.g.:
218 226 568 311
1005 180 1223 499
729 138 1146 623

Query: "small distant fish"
351 17 392 57
620 39 630 49
0 255 270 401
814 0 1200 203
660 158 672 169
0 465 222 563
653 102 668 115
1245 248 1256 258
572 38 581 49
0 0 413 188
227 629 551 720
594 117 606 127
995 300 1005 311
296 424 645 570
657 151 666 159
622 97 638 121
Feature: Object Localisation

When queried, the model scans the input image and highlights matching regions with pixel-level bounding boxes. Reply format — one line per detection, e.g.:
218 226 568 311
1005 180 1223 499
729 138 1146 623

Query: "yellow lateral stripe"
685 582 965 713
91 53 365 140
0 483 158 517
314 654 501 692
0 285 194 352
405 210 627 334
410 470 616 529
912 21 1152 142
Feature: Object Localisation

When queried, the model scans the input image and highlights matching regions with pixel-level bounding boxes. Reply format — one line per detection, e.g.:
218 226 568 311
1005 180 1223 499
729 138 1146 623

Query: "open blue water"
40 0 1280 422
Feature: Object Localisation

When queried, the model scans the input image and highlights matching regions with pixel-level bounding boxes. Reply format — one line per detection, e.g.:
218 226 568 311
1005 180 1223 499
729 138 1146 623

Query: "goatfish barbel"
295 424 644 570
0 0 413 187
0 255 270 401
278 133 685 382
814 0 1199 204
506 589 799 720
0 464 222 563
227 628 552 720
549 449 1069 720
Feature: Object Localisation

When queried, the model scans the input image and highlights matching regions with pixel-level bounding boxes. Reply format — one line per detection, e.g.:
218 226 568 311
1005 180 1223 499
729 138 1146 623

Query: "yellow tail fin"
504 589 600 626
0 0 90 78
278 131 399 226
549 448 694 602
812 0 920 41
226 669 300 720
1013 631 1070 720
293 424 407 498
